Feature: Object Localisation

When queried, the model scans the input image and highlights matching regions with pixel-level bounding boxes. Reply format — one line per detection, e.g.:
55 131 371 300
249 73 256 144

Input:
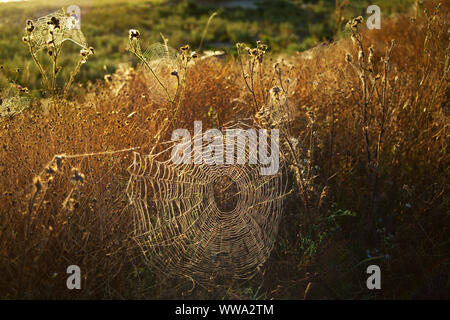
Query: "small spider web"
137 42 181 101
25 8 88 52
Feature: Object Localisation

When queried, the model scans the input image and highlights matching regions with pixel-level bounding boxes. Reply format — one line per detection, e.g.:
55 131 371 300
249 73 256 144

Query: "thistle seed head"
26 20 34 33
47 16 60 29
129 29 140 41
345 52 353 63
70 168 85 184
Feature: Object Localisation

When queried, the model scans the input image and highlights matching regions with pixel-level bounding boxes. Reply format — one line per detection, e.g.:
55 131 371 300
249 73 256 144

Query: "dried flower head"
129 29 140 41
47 16 60 30
347 16 364 32
354 16 363 24
26 20 34 34
249 48 258 56
345 53 353 63
271 86 281 95
54 155 64 170
70 168 85 184
80 48 89 57
306 111 315 123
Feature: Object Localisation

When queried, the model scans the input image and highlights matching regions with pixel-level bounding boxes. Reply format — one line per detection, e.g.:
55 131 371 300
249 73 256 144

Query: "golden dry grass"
0 1 448 299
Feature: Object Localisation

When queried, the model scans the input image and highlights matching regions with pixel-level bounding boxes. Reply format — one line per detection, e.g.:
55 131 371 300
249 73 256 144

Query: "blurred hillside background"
0 0 415 92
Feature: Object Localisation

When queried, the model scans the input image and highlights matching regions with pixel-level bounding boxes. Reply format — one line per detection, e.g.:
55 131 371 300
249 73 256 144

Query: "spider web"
0 96 30 118
140 42 179 68
126 122 286 285
137 42 182 103
25 8 88 51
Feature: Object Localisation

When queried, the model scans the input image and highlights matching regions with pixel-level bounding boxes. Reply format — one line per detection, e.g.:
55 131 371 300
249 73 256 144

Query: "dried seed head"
45 165 55 175
63 197 77 212
129 29 140 40
249 48 258 56
306 111 315 123
345 53 353 63
70 168 85 184
80 48 89 57
354 16 363 24
50 159 59 173
271 86 281 94
47 16 60 29
55 155 64 171
26 20 34 33
347 16 363 32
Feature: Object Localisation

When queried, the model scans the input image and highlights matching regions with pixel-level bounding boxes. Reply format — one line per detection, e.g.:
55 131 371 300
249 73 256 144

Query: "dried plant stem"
198 11 218 52
173 62 188 128
63 58 84 100
26 38 49 90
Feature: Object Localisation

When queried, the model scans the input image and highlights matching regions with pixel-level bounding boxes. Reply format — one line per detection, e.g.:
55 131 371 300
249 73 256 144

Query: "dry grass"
0 0 448 299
